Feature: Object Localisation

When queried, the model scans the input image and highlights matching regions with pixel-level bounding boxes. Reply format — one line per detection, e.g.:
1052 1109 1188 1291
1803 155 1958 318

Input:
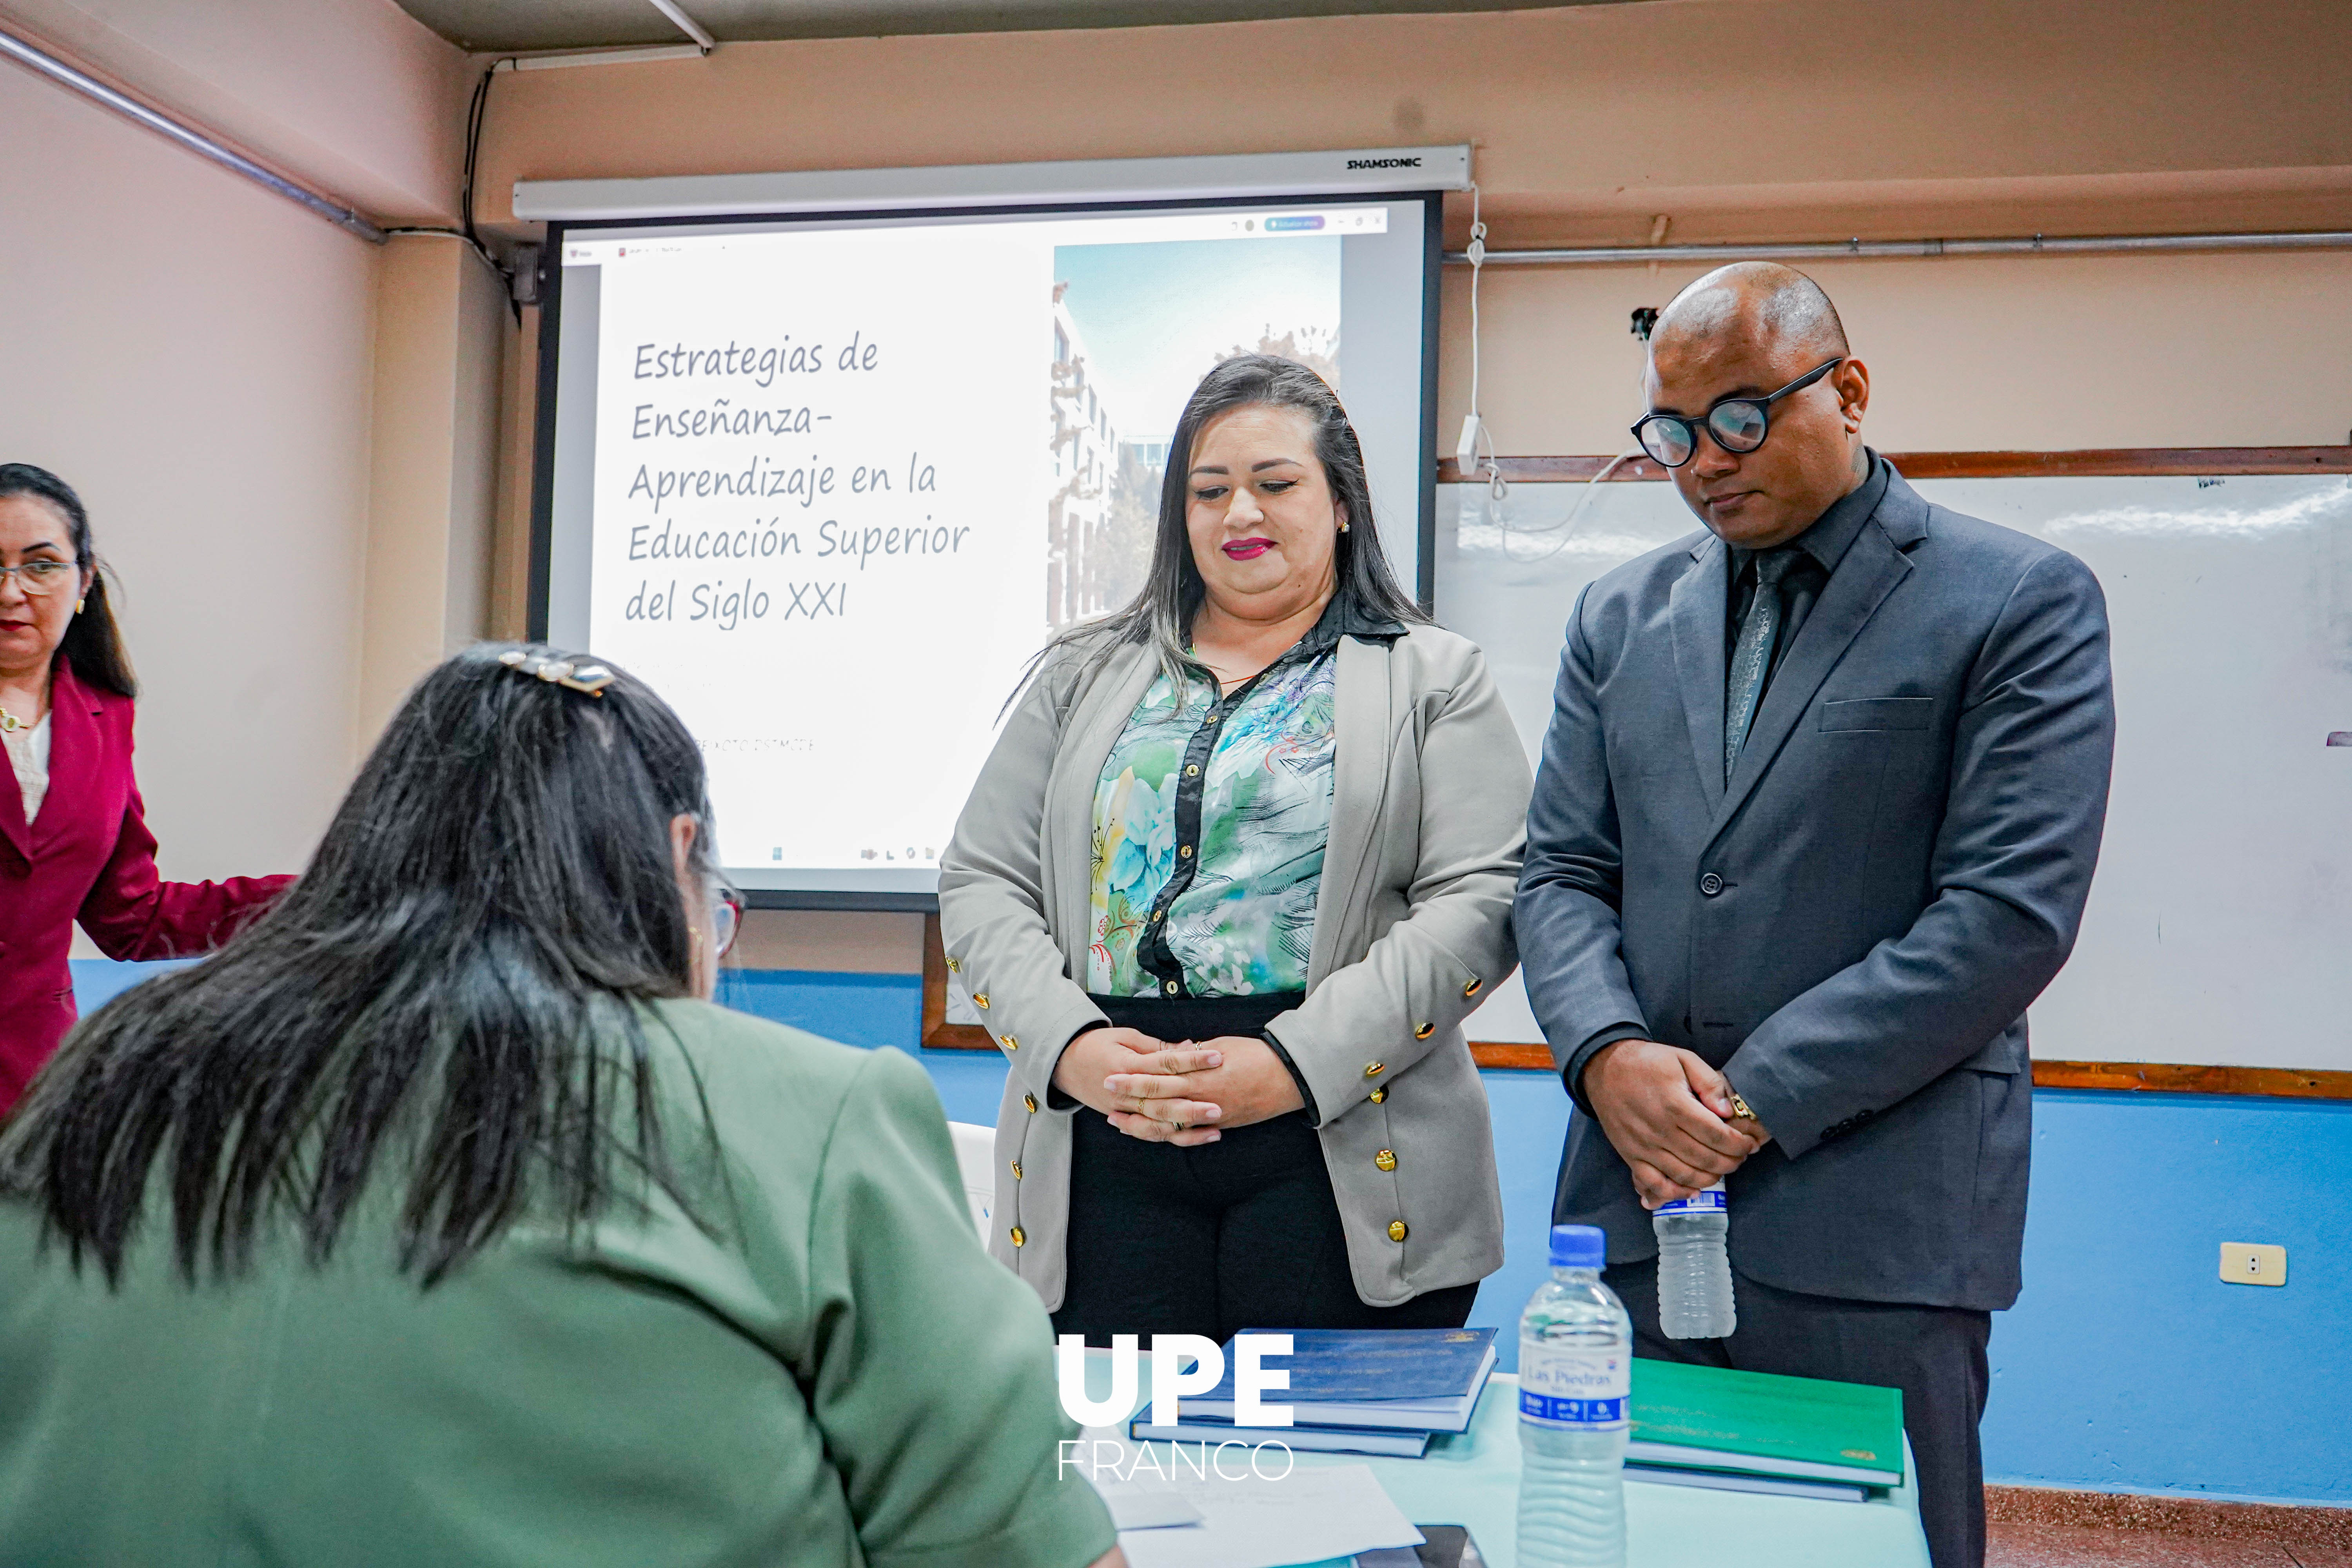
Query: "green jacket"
0 1000 1115 1567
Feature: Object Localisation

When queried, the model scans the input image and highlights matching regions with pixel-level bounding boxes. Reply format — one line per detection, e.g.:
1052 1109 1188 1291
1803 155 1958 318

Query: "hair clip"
497 648 616 697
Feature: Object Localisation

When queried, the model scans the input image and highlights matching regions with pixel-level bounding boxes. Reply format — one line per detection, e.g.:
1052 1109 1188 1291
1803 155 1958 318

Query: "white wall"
1440 249 2352 458
1 0 516 944
0 58 380 893
1 0 473 221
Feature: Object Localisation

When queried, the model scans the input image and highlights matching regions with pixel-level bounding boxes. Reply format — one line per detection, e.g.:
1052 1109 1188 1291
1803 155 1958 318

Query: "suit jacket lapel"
1714 516 1915 831
1307 633 1392 987
1668 534 1730 815
31 661 103 853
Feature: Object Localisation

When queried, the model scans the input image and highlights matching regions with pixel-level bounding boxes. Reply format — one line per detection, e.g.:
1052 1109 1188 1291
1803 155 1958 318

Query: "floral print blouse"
1086 602 1404 999
1088 653 1335 997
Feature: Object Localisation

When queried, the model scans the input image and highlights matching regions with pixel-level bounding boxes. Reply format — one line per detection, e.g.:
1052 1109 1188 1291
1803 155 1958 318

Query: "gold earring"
1339 521 1350 534
74 598 85 613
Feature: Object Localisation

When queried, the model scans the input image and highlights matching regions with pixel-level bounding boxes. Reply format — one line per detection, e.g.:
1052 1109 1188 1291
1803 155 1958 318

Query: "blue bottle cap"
1549 1223 1606 1268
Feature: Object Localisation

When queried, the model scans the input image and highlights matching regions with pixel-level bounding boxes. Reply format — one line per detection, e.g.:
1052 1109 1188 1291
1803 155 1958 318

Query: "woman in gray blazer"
940 356 1530 1344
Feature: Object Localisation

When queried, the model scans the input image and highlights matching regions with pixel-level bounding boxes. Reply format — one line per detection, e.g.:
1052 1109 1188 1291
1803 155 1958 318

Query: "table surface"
1083 1360 1932 1568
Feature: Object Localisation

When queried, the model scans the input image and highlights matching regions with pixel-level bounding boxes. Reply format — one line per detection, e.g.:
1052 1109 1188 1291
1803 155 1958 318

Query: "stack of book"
1127 1327 1499 1459
1626 1359 1907 1503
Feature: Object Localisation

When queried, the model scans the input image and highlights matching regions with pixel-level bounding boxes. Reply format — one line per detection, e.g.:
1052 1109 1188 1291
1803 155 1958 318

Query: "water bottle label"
1517 1345 1630 1430
1655 1181 1727 1217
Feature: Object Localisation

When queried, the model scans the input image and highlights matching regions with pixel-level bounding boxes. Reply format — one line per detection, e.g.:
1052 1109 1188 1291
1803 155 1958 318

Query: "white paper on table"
1088 1475 1206 1530
1112 1463 1424 1568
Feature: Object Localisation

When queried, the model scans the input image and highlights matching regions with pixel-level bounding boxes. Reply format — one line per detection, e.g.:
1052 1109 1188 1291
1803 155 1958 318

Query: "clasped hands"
1051 1025 1305 1146
1584 1038 1775 1210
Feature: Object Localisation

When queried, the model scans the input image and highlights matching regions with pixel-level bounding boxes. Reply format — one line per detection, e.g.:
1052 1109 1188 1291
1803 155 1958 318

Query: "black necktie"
1726 549 1798 783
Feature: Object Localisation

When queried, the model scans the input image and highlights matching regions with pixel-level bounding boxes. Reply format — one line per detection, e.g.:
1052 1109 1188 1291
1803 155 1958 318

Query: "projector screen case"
528 190 1443 909
513 145 1472 221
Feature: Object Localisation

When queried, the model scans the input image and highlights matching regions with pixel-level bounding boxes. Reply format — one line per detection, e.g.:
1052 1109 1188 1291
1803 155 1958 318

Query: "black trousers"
1053 993 1479 1347
1606 1259 1991 1568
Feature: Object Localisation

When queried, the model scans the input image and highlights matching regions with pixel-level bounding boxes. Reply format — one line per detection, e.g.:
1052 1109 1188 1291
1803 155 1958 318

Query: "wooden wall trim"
1472 1042 1557 1072
920 913 993 1050
1439 454 1676 483
2028 1060 2352 1099
1435 445 2352 485
1881 446 2352 479
1466 1044 2352 1099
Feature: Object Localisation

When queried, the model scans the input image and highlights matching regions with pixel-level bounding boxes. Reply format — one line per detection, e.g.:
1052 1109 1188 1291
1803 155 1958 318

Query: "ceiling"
392 0 1617 52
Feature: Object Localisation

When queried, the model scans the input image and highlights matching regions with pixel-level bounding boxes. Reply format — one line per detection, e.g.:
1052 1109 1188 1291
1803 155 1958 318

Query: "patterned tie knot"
1753 546 1800 588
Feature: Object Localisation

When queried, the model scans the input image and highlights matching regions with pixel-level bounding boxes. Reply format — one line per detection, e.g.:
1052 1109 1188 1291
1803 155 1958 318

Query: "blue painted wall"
67 961 2350 1506
715 969 922 1049
67 957 195 1011
1983 1090 2352 1506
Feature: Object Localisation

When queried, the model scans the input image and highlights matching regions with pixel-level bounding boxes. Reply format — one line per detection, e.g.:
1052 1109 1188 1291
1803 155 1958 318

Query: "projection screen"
531 183 1444 905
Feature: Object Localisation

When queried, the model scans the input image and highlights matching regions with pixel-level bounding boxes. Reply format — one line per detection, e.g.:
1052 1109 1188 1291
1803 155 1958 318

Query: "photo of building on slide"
1047 235 1343 628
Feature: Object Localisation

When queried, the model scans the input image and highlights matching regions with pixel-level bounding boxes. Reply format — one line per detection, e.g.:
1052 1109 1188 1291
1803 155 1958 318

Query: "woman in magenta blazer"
0 464 292 1111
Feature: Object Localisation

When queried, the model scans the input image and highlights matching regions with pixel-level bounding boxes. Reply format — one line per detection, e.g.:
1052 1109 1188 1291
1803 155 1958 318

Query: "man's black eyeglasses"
1631 358 1845 468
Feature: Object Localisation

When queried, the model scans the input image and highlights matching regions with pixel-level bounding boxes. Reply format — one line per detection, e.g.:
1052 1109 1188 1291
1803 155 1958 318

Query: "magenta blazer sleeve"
0 658 294 1108
73 776 295 961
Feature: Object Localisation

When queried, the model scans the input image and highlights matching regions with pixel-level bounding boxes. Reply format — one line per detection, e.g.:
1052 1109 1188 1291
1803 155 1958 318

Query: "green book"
1626 1357 1906 1488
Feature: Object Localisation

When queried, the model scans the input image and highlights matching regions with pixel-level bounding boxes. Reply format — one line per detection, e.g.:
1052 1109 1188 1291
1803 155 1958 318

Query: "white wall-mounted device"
2221 1242 2288 1286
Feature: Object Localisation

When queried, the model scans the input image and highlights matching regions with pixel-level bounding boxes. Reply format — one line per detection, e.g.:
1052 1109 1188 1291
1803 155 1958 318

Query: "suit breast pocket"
1818 697 1935 733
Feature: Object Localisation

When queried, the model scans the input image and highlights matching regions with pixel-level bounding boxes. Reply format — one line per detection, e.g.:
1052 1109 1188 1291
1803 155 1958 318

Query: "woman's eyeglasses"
709 886 744 960
0 560 77 595
1630 358 1844 468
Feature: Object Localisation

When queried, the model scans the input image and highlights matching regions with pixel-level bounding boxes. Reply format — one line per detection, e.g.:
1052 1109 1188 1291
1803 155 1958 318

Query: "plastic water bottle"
1516 1223 1631 1568
1653 1180 1735 1339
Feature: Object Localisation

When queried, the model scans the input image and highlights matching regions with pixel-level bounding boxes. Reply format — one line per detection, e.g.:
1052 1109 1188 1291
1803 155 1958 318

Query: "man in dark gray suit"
1515 263 2114 1568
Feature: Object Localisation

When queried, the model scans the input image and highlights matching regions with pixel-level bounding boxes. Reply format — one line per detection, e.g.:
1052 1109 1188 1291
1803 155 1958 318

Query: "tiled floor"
1988 1522 2352 1567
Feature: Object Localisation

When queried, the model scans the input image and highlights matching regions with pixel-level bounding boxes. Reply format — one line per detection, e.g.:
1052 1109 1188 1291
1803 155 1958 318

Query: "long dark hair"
0 463 137 699
0 643 722 1286
1043 354 1426 689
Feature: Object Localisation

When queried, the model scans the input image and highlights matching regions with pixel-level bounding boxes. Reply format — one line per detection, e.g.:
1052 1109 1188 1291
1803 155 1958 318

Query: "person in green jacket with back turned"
0 642 1121 1568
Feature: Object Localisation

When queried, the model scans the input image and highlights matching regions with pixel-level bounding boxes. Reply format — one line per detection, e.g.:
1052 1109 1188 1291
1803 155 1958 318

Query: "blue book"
1179 1327 1498 1433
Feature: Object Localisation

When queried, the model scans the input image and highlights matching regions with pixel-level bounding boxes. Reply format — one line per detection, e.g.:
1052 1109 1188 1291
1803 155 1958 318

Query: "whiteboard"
1440 470 2352 1073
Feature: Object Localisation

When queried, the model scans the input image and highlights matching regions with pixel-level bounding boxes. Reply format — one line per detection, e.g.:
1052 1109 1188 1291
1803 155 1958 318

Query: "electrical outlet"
2220 1242 2287 1287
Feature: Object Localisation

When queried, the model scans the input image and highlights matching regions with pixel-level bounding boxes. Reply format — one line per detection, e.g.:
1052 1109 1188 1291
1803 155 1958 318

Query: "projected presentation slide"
537 195 1437 898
